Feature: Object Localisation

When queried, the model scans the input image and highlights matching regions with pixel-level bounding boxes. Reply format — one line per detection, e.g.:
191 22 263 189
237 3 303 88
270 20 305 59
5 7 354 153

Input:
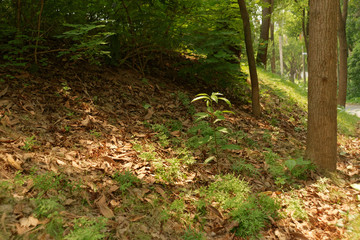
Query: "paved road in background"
345 104 360 117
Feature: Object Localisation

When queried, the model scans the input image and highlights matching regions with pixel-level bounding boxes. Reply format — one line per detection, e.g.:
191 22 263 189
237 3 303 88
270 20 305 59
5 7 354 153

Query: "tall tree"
256 0 273 67
306 0 338 171
337 0 349 107
237 0 261 117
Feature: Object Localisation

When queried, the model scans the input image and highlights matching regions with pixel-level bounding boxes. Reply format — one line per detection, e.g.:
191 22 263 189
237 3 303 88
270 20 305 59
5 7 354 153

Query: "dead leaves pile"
0 63 360 239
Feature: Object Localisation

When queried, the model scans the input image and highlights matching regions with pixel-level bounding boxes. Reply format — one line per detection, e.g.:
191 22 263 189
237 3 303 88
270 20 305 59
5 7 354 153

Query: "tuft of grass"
230 194 280 238
113 170 141 192
182 227 206 240
203 174 250 210
65 217 107 240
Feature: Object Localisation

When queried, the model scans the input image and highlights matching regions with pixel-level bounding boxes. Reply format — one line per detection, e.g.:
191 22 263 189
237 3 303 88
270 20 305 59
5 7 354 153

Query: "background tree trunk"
337 0 349 107
237 0 261 118
306 0 338 171
270 23 276 73
256 0 273 67
279 35 284 76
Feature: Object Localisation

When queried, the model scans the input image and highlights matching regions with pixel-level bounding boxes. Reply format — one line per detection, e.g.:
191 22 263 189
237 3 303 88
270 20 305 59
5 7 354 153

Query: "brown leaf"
5 154 22 170
154 186 167 199
96 195 114 218
144 108 154 120
0 85 8 98
19 216 39 228
170 130 181 137
129 215 146 222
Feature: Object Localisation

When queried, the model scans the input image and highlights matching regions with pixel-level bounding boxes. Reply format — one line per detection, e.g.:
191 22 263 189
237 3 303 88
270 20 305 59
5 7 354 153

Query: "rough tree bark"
237 0 261 118
337 0 349 107
256 0 273 68
306 0 339 171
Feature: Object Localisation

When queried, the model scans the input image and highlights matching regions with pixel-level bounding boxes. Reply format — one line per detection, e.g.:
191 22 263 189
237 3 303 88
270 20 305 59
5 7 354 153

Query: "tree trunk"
337 0 349 107
256 0 273 67
16 0 21 33
34 0 44 64
237 0 261 118
270 23 276 73
279 35 284 76
306 0 338 172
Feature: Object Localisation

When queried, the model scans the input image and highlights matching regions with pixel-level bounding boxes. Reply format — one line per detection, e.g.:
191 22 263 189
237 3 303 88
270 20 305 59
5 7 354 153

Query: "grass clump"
65 217 107 240
230 194 280 239
203 174 250 209
182 227 206 240
113 170 141 192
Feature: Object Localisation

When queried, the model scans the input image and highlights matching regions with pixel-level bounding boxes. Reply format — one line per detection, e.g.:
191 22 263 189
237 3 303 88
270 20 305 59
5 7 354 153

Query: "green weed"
285 195 308 220
203 174 250 210
182 227 206 240
284 158 315 179
176 91 195 115
65 217 107 240
113 170 141 192
21 136 37 151
89 130 101 138
231 158 259 176
46 216 65 240
34 198 64 218
230 194 280 238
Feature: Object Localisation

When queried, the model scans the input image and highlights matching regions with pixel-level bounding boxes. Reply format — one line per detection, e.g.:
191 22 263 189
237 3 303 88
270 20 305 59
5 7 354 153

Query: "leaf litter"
0 62 359 239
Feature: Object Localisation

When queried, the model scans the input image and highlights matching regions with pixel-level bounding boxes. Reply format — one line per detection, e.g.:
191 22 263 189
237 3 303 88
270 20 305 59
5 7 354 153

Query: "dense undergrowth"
0 60 359 239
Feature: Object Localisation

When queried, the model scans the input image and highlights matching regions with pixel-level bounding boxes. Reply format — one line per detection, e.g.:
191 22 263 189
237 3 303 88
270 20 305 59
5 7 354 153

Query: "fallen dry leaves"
0 62 359 240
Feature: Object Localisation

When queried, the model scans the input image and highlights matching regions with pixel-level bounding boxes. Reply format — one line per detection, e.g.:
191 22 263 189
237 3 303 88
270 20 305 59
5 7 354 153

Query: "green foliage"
337 108 360 136
285 195 308 220
188 93 240 163
65 217 107 240
230 194 280 238
182 227 206 240
34 198 64 218
284 158 314 179
31 171 81 195
203 174 250 210
56 23 112 65
231 158 259 176
348 42 360 98
113 171 141 192
176 92 195 115
264 150 314 186
46 216 65 240
89 130 101 138
21 136 37 151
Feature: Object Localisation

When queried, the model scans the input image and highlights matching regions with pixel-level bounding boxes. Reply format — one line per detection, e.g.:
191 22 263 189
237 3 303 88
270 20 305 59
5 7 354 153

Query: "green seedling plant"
21 136 37 151
190 92 240 164
284 158 315 179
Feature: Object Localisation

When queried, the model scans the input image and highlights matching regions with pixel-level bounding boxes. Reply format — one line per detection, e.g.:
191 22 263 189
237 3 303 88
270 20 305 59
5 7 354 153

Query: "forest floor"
0 61 360 240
